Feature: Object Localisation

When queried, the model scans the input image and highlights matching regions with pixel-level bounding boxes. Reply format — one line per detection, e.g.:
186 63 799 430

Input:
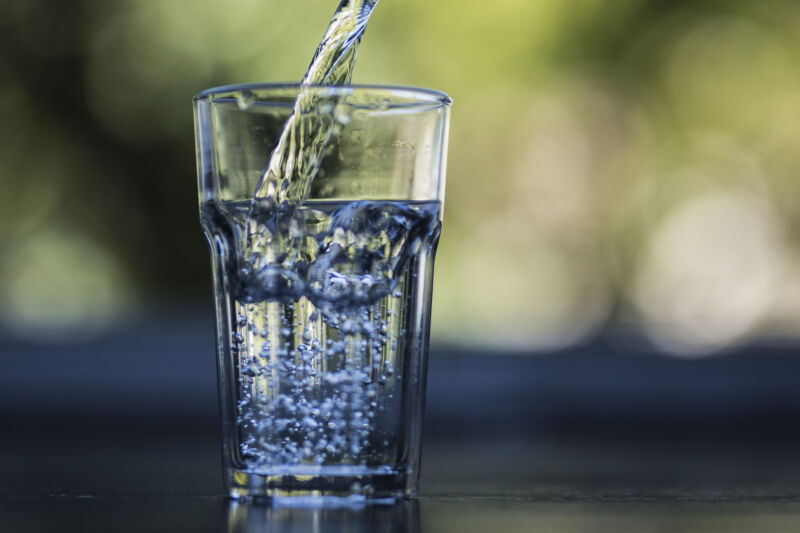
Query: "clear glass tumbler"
194 84 451 502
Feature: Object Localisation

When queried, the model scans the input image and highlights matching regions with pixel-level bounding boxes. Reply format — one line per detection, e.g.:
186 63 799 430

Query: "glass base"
228 466 413 503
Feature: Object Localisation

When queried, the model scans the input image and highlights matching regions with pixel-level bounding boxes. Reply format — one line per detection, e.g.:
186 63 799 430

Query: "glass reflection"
225 499 420 533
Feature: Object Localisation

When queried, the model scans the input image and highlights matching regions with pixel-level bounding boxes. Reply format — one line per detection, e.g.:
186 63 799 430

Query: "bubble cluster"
203 199 441 469
232 297 400 466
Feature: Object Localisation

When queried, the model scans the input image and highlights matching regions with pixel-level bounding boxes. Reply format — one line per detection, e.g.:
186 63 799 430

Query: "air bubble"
350 181 364 195
243 361 261 377
319 183 337 197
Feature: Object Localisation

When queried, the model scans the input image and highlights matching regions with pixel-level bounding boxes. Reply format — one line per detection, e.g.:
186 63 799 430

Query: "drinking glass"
194 84 451 502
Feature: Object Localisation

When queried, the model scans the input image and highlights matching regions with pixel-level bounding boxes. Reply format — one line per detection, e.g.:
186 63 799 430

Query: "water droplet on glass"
334 103 352 125
236 90 256 110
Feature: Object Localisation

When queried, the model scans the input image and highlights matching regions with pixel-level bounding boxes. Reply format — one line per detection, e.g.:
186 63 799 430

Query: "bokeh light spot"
633 191 784 355
0 229 137 340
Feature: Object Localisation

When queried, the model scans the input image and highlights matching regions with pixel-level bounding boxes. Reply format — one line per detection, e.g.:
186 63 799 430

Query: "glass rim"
194 82 452 108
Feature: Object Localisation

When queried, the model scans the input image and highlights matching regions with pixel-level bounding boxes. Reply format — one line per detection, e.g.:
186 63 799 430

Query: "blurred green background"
2 0 800 356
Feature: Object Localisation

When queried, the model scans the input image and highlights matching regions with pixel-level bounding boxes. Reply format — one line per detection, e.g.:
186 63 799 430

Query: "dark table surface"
4 319 800 531
4 424 800 532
